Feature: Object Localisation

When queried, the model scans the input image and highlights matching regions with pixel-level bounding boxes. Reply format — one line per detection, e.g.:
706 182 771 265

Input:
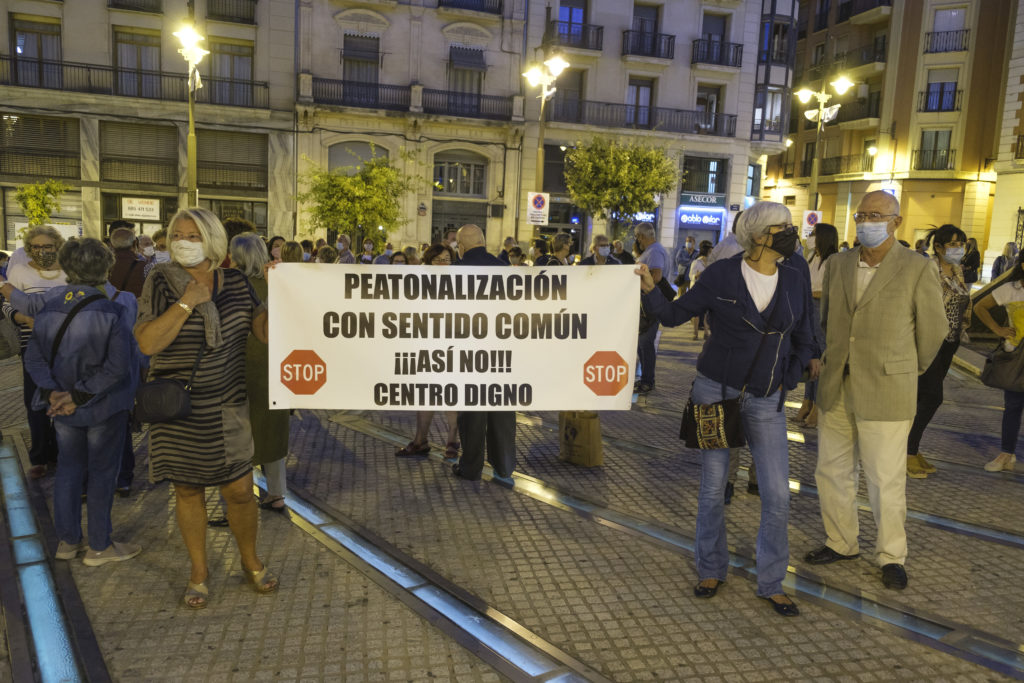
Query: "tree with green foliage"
297 151 416 250
15 179 71 235
563 136 678 239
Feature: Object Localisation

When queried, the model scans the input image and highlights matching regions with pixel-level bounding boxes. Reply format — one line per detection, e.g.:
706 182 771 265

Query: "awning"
449 46 487 71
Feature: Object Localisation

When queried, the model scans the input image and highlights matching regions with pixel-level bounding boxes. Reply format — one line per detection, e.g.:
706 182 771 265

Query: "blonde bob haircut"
167 208 228 266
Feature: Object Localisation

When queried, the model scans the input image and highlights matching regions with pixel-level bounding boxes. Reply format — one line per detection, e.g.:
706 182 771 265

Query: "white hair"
230 232 269 279
167 208 228 266
735 201 792 251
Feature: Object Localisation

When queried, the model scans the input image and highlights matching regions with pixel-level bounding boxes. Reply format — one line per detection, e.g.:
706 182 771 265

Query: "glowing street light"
795 74 854 211
175 20 208 208
522 54 570 193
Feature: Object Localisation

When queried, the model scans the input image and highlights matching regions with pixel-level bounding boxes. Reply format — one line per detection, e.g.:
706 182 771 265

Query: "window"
814 0 830 31
803 141 816 175
559 0 586 25
433 152 487 197
760 21 789 63
702 13 727 42
812 43 826 65
209 40 253 106
933 7 966 32
447 47 485 115
196 130 268 190
114 28 161 98
543 144 568 194
681 156 729 194
0 114 80 179
746 164 761 197
552 68 585 122
754 86 784 132
343 35 379 83
918 129 952 170
100 121 177 185
11 17 61 88
697 85 720 115
198 199 267 235
626 77 653 127
632 5 659 33
924 68 958 111
328 141 388 174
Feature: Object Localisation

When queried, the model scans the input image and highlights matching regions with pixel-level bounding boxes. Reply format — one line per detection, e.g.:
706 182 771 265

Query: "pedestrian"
547 233 573 265
805 191 947 591
315 245 338 264
108 226 146 297
992 242 1019 280
135 208 278 608
795 222 838 428
961 237 980 284
531 238 553 265
906 224 971 478
971 250 1024 473
686 240 713 339
230 232 289 513
2 225 67 478
612 240 635 265
396 243 461 461
267 236 285 262
498 236 515 264
451 225 515 482
151 228 171 266
138 233 156 275
0 251 9 278
674 235 698 292
634 222 670 395
579 234 621 265
403 246 420 265
389 251 408 264
336 234 356 263
300 239 314 262
373 242 394 264
636 201 815 617
507 246 525 265
280 240 304 263
17 238 141 565
708 212 744 265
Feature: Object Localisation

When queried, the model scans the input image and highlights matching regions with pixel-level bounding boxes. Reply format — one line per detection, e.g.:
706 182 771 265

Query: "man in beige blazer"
804 191 947 590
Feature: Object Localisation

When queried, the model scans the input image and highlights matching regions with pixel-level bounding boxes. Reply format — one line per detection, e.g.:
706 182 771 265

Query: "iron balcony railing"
622 31 675 59
839 39 886 67
108 0 162 11
752 117 783 134
311 78 411 111
0 55 269 107
1016 135 1024 160
835 98 881 122
545 20 603 51
918 85 961 112
422 89 513 120
924 29 969 53
207 0 256 24
692 39 742 67
800 158 814 176
820 153 874 175
548 98 736 137
437 0 502 14
913 148 956 171
844 0 892 20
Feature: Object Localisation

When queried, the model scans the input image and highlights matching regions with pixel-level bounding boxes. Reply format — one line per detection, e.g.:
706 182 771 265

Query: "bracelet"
177 300 193 314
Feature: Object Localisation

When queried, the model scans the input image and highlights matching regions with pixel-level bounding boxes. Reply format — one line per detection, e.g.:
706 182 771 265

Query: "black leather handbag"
981 340 1024 392
134 346 205 424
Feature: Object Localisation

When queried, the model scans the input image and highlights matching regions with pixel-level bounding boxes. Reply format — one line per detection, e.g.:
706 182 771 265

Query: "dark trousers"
22 361 58 467
906 339 958 455
457 411 516 479
637 320 660 386
117 417 135 489
1003 390 1024 454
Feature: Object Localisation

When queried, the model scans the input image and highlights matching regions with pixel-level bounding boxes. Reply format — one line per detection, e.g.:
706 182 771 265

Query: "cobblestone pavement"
1 328 1022 681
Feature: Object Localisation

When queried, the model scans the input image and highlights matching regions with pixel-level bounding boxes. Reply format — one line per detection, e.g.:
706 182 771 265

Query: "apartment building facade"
763 0 1012 252
989 0 1024 271
297 0 797 253
0 0 296 246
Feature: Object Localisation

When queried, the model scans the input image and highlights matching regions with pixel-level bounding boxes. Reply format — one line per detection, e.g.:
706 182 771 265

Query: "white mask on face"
154 250 171 263
171 240 206 267
449 240 458 250
597 245 611 257
805 235 816 253
142 246 155 257
856 221 891 248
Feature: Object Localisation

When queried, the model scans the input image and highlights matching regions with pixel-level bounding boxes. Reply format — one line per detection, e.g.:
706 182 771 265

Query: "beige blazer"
818 243 948 421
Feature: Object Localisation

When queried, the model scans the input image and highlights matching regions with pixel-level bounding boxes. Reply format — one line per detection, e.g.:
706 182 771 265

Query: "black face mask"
769 228 798 258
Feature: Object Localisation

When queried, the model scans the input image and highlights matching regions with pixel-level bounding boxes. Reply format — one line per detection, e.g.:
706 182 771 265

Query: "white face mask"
302 252 311 262
856 221 891 248
449 240 458 250
597 245 611 257
142 246 155 257
171 240 206 267
271 246 282 260
364 244 373 252
154 250 171 263
805 235 816 253
942 246 965 264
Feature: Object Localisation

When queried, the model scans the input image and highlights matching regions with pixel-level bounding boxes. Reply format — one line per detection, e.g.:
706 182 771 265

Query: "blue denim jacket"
23 285 137 426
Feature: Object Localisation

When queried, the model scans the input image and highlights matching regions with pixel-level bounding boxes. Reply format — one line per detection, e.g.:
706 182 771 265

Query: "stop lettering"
583 351 630 396
281 349 327 395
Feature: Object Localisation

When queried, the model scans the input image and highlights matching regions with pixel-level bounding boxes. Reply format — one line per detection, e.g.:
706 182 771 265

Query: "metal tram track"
329 411 1024 680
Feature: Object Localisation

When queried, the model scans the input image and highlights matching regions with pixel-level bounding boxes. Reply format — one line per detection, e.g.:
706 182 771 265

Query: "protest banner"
268 264 640 411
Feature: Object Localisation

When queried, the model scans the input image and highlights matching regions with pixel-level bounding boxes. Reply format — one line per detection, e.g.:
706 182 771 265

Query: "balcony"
820 153 874 175
208 0 257 24
545 21 603 52
437 0 502 15
918 85 961 112
622 31 675 60
108 0 162 11
547 98 736 137
1016 135 1024 160
311 78 411 111
913 148 956 171
0 56 270 107
753 117 784 135
836 98 881 129
797 17 808 40
840 0 892 25
800 158 813 176
925 29 969 53
422 89 513 120
691 39 742 67
838 39 886 79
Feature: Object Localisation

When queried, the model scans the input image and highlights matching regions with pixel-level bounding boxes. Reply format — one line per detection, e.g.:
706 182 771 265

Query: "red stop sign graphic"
583 351 630 396
281 350 327 395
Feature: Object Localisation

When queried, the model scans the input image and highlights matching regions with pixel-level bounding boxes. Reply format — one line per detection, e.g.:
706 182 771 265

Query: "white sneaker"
984 452 1016 472
55 540 86 560
82 541 142 567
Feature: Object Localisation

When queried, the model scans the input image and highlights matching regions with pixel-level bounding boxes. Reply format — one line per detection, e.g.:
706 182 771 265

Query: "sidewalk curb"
953 347 984 377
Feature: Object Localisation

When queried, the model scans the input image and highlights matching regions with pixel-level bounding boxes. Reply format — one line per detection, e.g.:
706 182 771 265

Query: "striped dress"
138 265 260 487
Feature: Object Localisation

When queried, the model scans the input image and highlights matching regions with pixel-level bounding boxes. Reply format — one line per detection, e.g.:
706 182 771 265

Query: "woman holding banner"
135 208 277 609
636 201 815 617
395 243 461 460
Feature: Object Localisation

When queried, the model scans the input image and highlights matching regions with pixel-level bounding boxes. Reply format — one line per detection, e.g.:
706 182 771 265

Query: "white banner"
268 264 640 411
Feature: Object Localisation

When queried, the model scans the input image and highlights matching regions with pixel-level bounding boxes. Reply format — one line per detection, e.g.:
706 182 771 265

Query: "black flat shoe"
762 595 800 617
259 497 287 513
881 563 908 590
804 546 859 565
724 482 734 505
693 579 722 598
451 464 481 481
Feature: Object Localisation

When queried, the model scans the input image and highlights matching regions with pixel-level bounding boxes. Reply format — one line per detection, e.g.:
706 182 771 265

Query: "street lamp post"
523 55 569 194
174 10 209 208
796 76 854 212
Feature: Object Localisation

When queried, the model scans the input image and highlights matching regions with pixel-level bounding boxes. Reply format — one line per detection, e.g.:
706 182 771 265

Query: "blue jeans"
691 373 791 596
637 319 660 386
1003 390 1024 453
53 411 127 551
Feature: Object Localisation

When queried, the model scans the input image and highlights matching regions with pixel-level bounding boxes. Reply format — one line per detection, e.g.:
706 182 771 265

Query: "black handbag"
981 340 1024 392
134 345 205 424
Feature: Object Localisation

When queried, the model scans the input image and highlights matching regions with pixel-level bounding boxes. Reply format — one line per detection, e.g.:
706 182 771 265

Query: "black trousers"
22 361 58 467
457 411 516 479
907 338 959 455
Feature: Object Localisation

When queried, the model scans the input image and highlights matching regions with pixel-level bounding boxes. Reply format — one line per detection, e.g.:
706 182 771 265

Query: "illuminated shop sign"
678 206 726 229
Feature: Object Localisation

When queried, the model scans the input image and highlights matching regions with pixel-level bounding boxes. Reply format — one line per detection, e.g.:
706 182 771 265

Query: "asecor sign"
281 349 327 395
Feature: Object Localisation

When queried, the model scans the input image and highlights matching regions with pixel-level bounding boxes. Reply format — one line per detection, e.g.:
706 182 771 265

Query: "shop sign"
679 193 727 207
678 206 726 229
122 197 161 221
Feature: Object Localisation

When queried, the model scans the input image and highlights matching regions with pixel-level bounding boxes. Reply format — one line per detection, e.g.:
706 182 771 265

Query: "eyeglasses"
434 257 452 264
768 223 798 232
28 243 56 252
853 212 897 223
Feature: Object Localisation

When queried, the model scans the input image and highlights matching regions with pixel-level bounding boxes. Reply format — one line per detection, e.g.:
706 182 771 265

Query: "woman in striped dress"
135 208 277 609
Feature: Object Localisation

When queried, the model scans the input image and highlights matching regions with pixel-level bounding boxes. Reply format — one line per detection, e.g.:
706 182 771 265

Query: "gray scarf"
151 262 223 348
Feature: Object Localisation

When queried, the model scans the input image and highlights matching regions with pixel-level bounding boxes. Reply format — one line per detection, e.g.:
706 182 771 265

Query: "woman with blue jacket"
636 201 816 616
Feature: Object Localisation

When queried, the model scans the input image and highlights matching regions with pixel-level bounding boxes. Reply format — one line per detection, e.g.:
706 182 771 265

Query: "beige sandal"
244 563 279 594
183 580 209 609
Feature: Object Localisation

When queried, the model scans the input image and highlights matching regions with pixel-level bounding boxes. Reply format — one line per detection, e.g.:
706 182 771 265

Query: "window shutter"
0 115 80 178
196 129 268 190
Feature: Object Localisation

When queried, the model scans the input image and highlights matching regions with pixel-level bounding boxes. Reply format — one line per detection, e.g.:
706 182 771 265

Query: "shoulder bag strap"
49 294 107 368
183 344 206 391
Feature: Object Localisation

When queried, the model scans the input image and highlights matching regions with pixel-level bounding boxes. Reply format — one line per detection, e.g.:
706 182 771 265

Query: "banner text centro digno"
268 264 640 411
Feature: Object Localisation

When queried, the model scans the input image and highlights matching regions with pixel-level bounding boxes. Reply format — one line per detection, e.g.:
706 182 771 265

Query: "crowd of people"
0 194 1018 617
